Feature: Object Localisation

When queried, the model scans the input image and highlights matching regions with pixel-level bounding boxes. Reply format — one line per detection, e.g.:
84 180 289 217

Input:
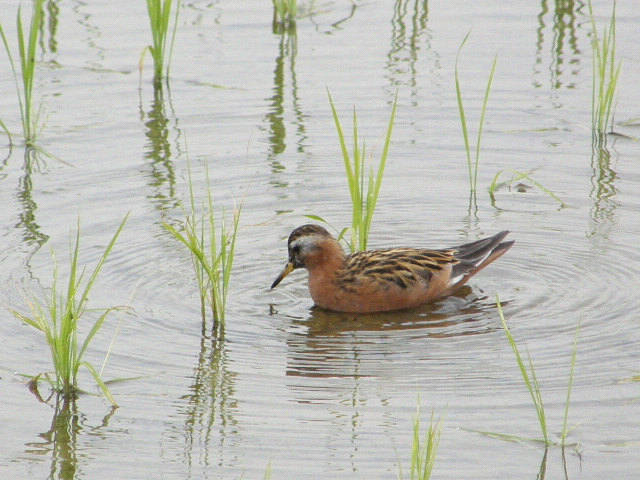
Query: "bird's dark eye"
291 244 301 255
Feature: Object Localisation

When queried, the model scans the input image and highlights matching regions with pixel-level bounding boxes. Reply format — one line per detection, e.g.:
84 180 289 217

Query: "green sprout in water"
272 0 297 30
143 0 181 88
0 0 46 147
455 32 497 206
12 215 129 407
497 296 549 445
398 403 442 480
163 165 241 330
489 169 568 209
496 294 579 448
324 90 397 253
589 0 621 146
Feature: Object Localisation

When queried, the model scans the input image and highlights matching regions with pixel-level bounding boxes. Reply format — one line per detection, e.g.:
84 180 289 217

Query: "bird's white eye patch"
290 235 320 254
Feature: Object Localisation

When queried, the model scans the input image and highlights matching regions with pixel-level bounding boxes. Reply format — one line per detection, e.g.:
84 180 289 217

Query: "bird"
271 224 514 313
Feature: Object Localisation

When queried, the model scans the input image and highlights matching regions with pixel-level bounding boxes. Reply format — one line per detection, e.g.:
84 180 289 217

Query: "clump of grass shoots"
143 0 181 88
162 165 241 328
12 215 129 407
398 404 442 480
0 0 46 147
327 90 397 253
589 0 621 146
455 32 497 204
272 0 297 30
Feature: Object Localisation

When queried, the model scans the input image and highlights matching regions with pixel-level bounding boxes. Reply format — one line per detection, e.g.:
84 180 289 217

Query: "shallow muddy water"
1 1 640 478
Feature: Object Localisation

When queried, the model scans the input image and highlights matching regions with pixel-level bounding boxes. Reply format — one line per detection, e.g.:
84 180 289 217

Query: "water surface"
1 1 640 478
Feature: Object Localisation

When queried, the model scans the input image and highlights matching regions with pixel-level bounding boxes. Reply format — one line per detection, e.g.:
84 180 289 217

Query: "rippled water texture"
1 1 640 479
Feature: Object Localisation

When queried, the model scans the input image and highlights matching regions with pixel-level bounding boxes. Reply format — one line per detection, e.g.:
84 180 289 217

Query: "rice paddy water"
1 1 639 478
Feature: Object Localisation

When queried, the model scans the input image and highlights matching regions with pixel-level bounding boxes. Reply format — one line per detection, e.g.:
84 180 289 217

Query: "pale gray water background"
1 0 640 478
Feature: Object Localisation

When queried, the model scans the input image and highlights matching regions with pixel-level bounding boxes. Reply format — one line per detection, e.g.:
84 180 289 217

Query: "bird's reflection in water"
285 287 502 379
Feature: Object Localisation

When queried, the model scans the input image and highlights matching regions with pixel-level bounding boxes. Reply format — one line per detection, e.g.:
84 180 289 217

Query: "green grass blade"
1 16 27 127
326 89 395 252
525 347 548 442
166 0 181 79
13 215 127 401
497 295 548 444
263 460 272 480
163 163 241 325
304 214 329 223
489 169 567 208
589 0 621 143
488 169 504 200
402 403 442 480
163 221 215 283
363 92 397 250
328 90 357 252
471 429 543 445
16 6 27 98
77 214 129 312
0 0 46 145
455 32 473 193
475 55 497 188
328 92 355 193
145 0 180 84
78 307 119 364
65 221 81 319
273 0 298 25
13 310 42 331
561 320 580 444
455 31 498 201
20 0 43 142
221 204 241 315
80 360 118 407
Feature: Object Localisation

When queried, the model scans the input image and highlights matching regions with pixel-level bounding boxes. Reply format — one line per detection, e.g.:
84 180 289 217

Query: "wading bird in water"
271 224 513 313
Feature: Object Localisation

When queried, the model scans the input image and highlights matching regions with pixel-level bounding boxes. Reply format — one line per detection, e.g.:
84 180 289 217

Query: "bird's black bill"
271 261 295 289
